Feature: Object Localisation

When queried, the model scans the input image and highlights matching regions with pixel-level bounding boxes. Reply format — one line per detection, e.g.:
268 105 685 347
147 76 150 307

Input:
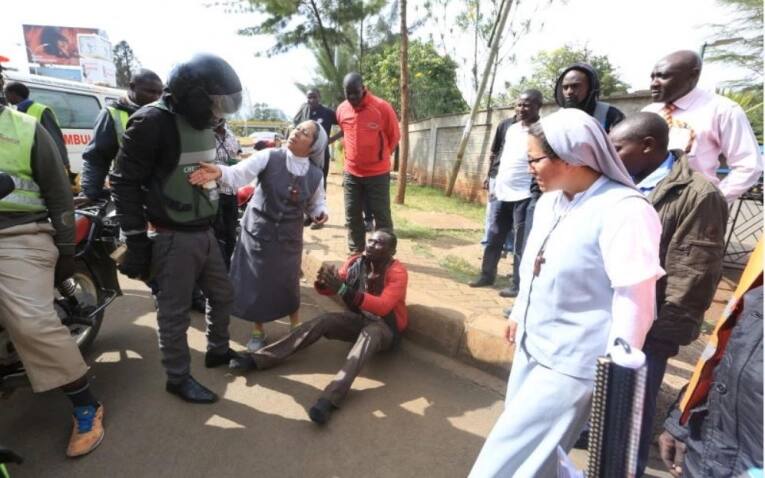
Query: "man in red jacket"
336 72 401 253
230 231 408 425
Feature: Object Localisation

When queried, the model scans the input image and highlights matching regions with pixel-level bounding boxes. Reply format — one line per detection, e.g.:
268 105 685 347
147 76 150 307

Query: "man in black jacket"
554 63 625 132
81 69 162 200
658 248 762 478
110 54 243 404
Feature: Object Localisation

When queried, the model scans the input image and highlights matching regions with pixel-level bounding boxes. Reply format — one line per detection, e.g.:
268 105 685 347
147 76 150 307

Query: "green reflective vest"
0 108 46 212
24 102 59 126
107 106 129 146
149 101 218 224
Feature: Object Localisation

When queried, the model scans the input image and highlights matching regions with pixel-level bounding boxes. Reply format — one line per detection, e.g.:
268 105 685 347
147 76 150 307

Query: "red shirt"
336 91 401 177
315 256 409 331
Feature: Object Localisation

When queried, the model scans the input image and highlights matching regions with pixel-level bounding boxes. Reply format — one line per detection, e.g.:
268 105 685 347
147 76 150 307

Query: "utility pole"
445 0 513 197
395 0 410 204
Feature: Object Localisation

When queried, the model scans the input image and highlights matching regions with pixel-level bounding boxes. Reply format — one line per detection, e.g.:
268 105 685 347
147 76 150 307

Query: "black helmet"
166 53 243 130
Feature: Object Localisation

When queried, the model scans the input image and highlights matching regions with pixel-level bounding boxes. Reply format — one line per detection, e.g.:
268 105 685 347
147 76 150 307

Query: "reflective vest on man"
0 108 46 212
149 100 219 224
107 106 129 146
24 101 60 126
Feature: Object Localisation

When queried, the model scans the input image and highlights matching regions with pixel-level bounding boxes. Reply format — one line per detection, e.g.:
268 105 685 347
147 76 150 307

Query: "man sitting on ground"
230 230 408 425
610 112 728 477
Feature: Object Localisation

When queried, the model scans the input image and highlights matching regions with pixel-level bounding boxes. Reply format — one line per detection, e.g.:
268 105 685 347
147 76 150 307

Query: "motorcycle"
0 198 122 394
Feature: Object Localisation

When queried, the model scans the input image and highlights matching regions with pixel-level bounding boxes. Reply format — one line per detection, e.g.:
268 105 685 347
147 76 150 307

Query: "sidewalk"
302 171 519 376
302 170 741 381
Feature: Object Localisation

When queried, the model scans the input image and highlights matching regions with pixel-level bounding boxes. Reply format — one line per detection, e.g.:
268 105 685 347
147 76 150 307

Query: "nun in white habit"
469 109 664 478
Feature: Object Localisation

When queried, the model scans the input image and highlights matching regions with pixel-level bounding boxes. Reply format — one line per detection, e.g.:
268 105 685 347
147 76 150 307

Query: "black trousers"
213 193 238 270
343 172 393 253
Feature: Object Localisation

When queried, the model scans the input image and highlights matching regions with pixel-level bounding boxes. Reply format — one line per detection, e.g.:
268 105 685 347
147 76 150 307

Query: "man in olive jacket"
611 112 728 477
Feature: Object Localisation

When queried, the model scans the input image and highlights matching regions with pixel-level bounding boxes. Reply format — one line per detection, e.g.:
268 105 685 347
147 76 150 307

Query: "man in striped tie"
642 50 762 204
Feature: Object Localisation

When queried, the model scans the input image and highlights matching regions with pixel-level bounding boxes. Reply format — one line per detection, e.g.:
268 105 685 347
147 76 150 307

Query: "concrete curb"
302 251 513 379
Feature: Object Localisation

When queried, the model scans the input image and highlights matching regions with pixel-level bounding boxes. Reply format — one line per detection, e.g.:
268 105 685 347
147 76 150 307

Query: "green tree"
112 40 140 88
294 40 357 107
706 0 763 87
721 87 763 142
506 44 630 101
238 0 385 66
362 40 467 120
247 102 288 121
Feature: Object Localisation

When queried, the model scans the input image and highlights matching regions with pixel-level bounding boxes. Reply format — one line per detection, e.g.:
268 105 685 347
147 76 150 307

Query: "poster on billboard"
23 24 99 66
77 34 113 62
80 58 117 86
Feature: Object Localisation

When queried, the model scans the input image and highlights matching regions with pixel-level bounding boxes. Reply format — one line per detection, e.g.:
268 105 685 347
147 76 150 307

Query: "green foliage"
506 44 630 101
246 102 288 121
295 39 357 107
112 40 140 88
706 0 763 87
720 86 763 142
389 182 484 224
438 255 481 284
363 40 468 120
239 0 386 58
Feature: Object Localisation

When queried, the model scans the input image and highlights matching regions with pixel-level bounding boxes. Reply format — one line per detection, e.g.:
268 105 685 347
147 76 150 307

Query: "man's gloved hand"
118 233 153 281
54 254 76 285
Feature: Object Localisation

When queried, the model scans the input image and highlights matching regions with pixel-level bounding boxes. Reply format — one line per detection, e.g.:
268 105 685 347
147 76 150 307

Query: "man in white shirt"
643 50 762 204
469 90 542 298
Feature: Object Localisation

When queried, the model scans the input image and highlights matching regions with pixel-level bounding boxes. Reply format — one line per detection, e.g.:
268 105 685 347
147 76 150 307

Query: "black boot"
468 276 494 288
205 348 245 368
166 376 218 404
309 398 336 425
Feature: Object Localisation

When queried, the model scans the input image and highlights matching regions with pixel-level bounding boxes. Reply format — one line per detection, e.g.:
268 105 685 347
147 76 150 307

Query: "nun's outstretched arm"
219 149 270 190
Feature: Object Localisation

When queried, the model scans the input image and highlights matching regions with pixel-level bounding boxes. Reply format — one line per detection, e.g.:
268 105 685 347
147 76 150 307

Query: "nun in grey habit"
189 120 329 349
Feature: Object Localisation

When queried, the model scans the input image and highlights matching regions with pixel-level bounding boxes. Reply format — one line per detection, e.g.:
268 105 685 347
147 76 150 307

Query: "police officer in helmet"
110 53 244 403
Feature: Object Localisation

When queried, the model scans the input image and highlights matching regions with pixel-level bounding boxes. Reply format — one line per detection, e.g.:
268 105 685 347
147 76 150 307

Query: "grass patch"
439 255 481 283
411 242 435 259
395 218 439 240
390 182 485 224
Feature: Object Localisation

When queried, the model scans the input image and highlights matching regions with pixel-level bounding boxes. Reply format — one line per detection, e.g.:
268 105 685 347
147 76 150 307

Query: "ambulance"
4 71 126 172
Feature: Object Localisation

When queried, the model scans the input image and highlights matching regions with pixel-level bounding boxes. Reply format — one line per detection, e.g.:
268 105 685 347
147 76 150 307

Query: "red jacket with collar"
336 91 401 177
315 255 409 332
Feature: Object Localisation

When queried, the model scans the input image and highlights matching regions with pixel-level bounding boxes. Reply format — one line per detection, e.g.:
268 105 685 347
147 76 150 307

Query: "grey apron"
230 149 322 322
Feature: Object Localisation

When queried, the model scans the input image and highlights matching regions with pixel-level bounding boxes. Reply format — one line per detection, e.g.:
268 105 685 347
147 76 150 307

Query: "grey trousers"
252 311 394 406
343 172 393 253
152 229 233 383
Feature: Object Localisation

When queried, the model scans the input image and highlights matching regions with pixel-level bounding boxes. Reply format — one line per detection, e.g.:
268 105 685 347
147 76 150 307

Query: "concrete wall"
405 91 653 202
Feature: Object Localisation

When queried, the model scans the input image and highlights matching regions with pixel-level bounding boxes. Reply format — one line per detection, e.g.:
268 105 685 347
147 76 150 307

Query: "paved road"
1 277 671 477
1 277 507 477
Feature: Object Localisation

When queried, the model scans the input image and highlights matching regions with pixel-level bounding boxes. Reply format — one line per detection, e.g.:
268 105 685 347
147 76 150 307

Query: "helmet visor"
210 91 243 118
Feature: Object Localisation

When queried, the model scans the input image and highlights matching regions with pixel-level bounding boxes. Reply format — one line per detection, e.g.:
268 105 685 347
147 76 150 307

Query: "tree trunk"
395 0 410 205
445 0 513 197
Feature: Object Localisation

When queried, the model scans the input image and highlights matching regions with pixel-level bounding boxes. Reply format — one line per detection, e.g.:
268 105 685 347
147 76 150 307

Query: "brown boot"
66 404 105 458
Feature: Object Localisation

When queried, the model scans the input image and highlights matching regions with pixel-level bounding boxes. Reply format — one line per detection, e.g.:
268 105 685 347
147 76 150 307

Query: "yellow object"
679 238 763 423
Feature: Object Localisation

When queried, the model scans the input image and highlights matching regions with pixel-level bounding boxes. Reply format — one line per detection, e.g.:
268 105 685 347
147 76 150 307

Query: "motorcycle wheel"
57 262 105 353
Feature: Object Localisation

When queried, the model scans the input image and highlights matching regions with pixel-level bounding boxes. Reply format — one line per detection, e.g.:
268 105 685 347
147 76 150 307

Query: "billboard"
22 25 115 86
23 25 99 66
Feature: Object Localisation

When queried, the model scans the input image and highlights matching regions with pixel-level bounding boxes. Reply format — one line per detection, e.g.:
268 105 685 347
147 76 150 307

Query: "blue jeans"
480 198 529 284
482 179 513 252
